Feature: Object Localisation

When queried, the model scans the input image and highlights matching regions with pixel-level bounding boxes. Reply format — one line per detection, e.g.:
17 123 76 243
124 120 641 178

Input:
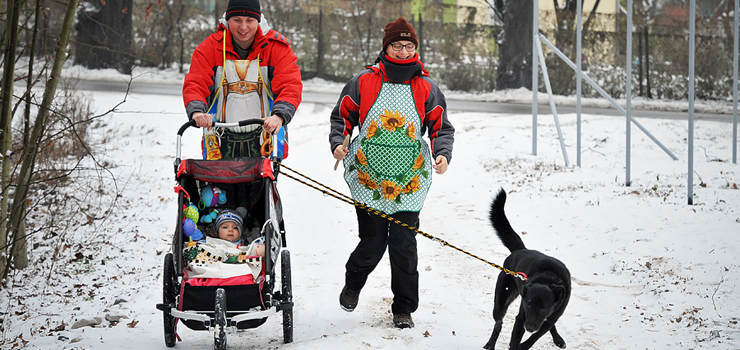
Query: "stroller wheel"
162 253 177 347
214 288 227 350
281 250 293 343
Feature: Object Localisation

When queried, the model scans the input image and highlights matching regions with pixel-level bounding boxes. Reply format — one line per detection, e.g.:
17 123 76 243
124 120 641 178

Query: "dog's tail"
489 188 527 252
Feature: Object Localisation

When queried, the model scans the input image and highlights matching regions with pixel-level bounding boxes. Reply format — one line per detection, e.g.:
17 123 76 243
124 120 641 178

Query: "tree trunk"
418 13 423 61
177 1 186 74
4 0 81 284
549 0 603 95
582 0 601 32
550 1 576 95
214 0 219 29
25 0 42 148
0 0 22 285
316 5 324 77
13 0 42 273
496 0 532 90
11 207 27 270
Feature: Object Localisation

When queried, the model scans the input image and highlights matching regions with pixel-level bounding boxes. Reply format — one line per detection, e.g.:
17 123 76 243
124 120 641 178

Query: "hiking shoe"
393 313 414 329
339 285 360 312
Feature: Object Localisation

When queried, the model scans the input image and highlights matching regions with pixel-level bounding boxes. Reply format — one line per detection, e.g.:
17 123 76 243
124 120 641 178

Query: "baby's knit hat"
215 207 248 233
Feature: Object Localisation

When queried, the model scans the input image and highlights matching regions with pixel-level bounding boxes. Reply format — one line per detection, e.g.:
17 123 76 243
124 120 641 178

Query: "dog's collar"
516 272 528 281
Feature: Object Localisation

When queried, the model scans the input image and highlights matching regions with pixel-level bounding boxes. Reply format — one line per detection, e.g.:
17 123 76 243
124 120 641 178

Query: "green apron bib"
343 80 433 214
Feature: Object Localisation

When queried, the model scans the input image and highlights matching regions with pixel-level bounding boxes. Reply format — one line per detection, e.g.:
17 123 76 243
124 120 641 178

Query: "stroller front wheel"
214 288 227 350
281 250 293 343
162 253 177 347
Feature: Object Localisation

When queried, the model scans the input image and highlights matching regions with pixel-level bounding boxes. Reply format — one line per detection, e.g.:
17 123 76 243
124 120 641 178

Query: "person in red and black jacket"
183 0 302 158
329 18 455 329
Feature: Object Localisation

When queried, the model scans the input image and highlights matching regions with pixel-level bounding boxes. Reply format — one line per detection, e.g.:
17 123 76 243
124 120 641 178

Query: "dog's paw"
554 338 566 348
482 342 495 350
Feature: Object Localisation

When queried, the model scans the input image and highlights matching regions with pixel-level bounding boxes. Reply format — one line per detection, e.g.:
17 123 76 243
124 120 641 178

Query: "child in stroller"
213 207 265 255
183 207 266 285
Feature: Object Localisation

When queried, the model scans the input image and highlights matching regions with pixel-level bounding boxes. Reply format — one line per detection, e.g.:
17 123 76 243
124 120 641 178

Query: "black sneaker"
392 313 414 329
339 285 360 312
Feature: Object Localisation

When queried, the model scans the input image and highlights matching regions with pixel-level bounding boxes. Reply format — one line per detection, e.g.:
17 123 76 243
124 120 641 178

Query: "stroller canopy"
177 157 275 184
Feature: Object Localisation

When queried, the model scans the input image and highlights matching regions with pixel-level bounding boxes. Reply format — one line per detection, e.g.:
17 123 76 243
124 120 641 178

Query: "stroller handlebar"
175 118 276 163
177 118 265 137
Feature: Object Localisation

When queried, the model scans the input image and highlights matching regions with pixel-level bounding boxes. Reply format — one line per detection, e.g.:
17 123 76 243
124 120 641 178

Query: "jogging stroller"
156 119 293 349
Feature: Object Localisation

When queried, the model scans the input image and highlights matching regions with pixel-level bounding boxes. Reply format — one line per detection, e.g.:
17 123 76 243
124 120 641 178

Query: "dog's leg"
518 319 560 350
483 320 502 349
484 273 518 349
508 311 527 350
549 324 566 348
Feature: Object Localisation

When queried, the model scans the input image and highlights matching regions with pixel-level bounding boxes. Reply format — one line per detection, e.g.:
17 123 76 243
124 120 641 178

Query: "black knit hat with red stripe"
225 0 261 22
382 18 418 51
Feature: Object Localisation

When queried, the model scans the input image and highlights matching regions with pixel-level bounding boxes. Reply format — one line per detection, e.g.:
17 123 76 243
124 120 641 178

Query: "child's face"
218 222 240 242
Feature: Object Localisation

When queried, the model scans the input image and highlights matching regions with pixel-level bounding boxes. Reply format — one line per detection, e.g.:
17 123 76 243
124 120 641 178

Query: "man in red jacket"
183 0 302 158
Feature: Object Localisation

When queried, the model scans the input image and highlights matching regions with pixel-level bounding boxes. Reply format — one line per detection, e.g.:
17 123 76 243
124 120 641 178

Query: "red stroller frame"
156 119 293 349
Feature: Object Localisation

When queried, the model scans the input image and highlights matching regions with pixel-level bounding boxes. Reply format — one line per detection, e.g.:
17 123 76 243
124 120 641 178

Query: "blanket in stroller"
183 237 263 284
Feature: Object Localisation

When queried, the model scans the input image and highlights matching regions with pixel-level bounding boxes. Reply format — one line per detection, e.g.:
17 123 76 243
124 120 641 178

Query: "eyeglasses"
390 42 416 52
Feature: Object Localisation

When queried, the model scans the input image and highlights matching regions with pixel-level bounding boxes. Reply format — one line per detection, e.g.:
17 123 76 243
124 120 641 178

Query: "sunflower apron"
344 80 432 215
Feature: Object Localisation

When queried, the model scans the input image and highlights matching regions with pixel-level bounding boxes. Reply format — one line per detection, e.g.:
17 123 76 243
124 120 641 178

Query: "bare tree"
2 0 81 285
0 0 23 281
548 0 604 94
494 0 533 90
348 0 381 65
74 0 133 73
159 0 187 70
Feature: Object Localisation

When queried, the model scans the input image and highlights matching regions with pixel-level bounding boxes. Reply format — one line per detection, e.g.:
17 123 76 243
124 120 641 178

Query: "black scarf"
376 50 423 83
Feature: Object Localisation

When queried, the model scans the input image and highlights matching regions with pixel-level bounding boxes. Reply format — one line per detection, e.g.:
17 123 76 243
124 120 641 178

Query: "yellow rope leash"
277 162 526 281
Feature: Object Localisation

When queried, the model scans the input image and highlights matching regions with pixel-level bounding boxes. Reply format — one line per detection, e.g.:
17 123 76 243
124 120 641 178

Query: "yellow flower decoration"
380 110 406 132
356 148 368 166
380 180 401 202
407 122 416 140
412 153 424 171
402 175 421 194
367 120 378 138
358 169 378 189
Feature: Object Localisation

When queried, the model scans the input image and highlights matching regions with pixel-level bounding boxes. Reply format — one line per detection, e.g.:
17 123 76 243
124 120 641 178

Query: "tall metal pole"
734 0 738 164
576 0 582 167
532 0 539 156
626 0 633 186
688 0 696 205
535 39 570 166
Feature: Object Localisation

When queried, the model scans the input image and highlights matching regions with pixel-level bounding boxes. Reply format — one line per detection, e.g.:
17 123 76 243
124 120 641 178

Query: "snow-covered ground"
2 66 739 349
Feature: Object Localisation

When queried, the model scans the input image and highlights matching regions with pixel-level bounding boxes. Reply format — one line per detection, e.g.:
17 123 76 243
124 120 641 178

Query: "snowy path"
4 89 739 350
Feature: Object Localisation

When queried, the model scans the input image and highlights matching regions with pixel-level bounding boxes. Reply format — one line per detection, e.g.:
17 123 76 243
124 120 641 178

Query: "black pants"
345 208 420 314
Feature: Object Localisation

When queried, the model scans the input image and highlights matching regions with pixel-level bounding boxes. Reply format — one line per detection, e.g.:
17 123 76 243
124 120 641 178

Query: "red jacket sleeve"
265 39 302 124
183 31 222 119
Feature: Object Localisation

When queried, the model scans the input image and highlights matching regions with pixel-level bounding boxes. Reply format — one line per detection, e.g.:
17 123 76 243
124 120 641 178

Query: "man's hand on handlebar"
192 112 213 129
263 115 284 134
191 113 283 133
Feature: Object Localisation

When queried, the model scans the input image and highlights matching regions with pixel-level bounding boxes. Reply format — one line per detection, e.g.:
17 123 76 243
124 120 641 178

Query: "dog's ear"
551 285 566 301
522 284 530 297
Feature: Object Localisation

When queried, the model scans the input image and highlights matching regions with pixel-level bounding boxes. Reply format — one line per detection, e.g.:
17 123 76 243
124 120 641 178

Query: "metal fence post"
626 0 633 186
532 0 539 156
688 0 696 205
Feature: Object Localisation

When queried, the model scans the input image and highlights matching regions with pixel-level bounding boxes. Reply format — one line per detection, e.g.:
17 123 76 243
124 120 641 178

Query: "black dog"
483 189 571 350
